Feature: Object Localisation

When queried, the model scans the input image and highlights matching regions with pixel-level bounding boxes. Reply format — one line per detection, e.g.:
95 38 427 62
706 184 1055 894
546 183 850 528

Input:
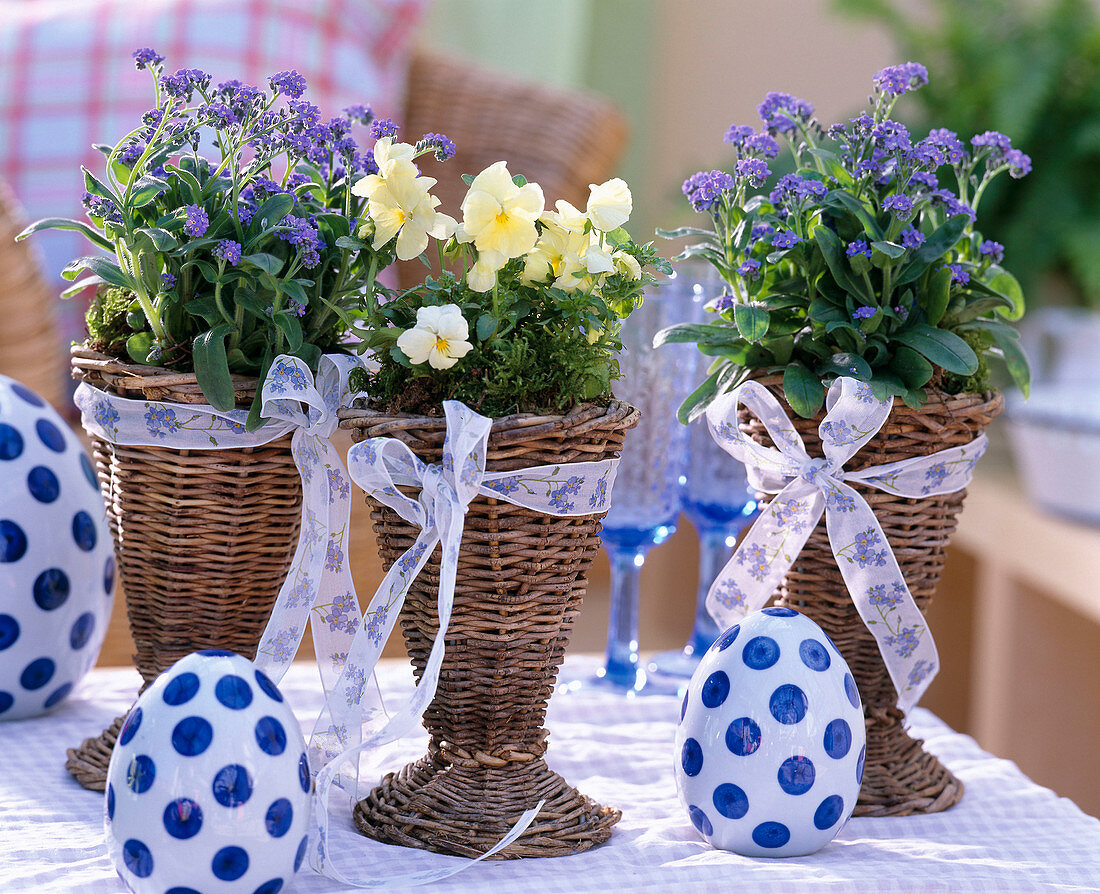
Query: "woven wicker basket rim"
750 372 1004 430
339 399 641 448
71 344 260 405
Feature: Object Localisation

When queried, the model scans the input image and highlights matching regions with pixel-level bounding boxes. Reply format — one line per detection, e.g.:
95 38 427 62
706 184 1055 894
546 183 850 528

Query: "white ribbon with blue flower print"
74 353 366 701
302 399 619 887
705 377 988 713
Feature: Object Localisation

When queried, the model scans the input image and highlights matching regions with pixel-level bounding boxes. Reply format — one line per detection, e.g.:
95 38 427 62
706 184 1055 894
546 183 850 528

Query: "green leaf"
82 167 117 202
187 259 220 284
16 217 113 251
824 189 884 240
894 215 969 286
273 310 304 352
655 225 719 239
136 226 178 251
192 323 238 411
511 173 528 187
60 276 104 298
734 304 770 342
126 332 155 364
62 256 130 288
246 349 274 431
654 322 738 348
986 267 1025 321
890 346 934 389
783 362 825 418
335 235 366 250
870 240 906 269
461 173 475 186
814 226 866 299
893 324 978 375
128 175 169 208
476 313 498 341
676 366 723 424
253 194 295 228
241 253 284 276
960 321 1031 396
171 167 203 205
232 291 270 320
919 265 952 325
817 352 872 380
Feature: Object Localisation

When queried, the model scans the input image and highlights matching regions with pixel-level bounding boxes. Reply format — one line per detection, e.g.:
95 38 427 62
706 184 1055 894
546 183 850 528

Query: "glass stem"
603 546 645 688
686 529 729 656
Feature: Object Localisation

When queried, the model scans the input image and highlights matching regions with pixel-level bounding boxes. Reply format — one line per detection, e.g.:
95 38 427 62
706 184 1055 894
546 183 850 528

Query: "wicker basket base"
65 714 127 792
853 707 963 817
354 748 621 859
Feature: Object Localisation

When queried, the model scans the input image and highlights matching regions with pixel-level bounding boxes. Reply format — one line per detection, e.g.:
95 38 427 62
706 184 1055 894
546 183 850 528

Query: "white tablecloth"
2 656 1098 893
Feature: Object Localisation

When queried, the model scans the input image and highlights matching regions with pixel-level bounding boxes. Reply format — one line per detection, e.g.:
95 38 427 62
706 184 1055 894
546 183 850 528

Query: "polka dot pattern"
0 520 27 563
104 651 311 892
0 376 114 719
27 466 59 503
742 636 780 670
799 638 830 672
769 684 808 725
33 569 70 611
777 755 816 795
163 798 203 839
700 671 729 708
255 716 287 755
212 764 253 807
681 738 703 777
163 672 200 706
215 674 253 710
35 419 65 453
212 845 249 881
675 608 865 857
172 716 214 757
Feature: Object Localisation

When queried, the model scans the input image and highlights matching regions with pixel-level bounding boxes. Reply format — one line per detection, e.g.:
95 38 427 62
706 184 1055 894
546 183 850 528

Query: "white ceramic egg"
675 607 865 857
0 375 115 719
105 651 312 894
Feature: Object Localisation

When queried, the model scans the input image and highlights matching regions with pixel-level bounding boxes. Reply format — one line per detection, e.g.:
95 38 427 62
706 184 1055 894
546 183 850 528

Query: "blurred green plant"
834 0 1100 307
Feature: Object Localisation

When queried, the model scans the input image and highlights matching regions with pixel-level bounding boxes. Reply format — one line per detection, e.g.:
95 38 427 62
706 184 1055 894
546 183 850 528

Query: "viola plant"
19 48 453 427
657 62 1032 421
347 155 669 417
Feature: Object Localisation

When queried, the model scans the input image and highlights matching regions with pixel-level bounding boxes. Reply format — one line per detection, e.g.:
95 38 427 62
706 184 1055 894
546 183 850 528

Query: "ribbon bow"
305 400 619 886
705 377 988 712
76 353 366 699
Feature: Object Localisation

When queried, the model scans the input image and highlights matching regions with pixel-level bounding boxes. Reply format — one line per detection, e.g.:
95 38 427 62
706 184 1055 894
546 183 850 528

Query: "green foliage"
834 0 1100 306
352 237 669 416
85 286 133 357
658 65 1031 422
19 54 385 424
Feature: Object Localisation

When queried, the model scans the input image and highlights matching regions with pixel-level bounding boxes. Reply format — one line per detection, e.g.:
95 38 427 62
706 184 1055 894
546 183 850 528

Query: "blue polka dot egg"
0 375 115 719
105 651 312 894
674 607 865 857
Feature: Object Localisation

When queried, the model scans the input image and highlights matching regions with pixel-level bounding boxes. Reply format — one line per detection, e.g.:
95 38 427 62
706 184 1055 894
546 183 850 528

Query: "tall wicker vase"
339 400 639 859
66 347 302 791
739 376 1003 817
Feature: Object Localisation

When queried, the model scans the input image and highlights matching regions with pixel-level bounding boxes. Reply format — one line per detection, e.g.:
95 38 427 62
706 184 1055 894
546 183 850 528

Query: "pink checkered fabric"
0 0 426 346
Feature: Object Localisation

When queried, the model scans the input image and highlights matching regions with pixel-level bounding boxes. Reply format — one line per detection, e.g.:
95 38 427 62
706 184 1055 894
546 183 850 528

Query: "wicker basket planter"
65 346 302 791
339 399 639 859
738 376 1003 817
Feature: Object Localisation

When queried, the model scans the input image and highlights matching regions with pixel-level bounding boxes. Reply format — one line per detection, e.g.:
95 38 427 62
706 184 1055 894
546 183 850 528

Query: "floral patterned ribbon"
304 399 619 886
74 353 365 702
705 377 988 713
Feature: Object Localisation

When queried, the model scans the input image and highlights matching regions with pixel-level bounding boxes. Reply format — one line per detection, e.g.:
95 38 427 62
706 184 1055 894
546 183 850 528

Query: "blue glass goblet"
647 416 756 681
560 272 699 695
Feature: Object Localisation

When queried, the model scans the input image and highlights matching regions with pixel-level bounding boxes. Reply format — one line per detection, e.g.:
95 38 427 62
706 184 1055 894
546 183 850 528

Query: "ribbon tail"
305 434 361 697
254 429 333 684
825 482 939 713
707 480 822 629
